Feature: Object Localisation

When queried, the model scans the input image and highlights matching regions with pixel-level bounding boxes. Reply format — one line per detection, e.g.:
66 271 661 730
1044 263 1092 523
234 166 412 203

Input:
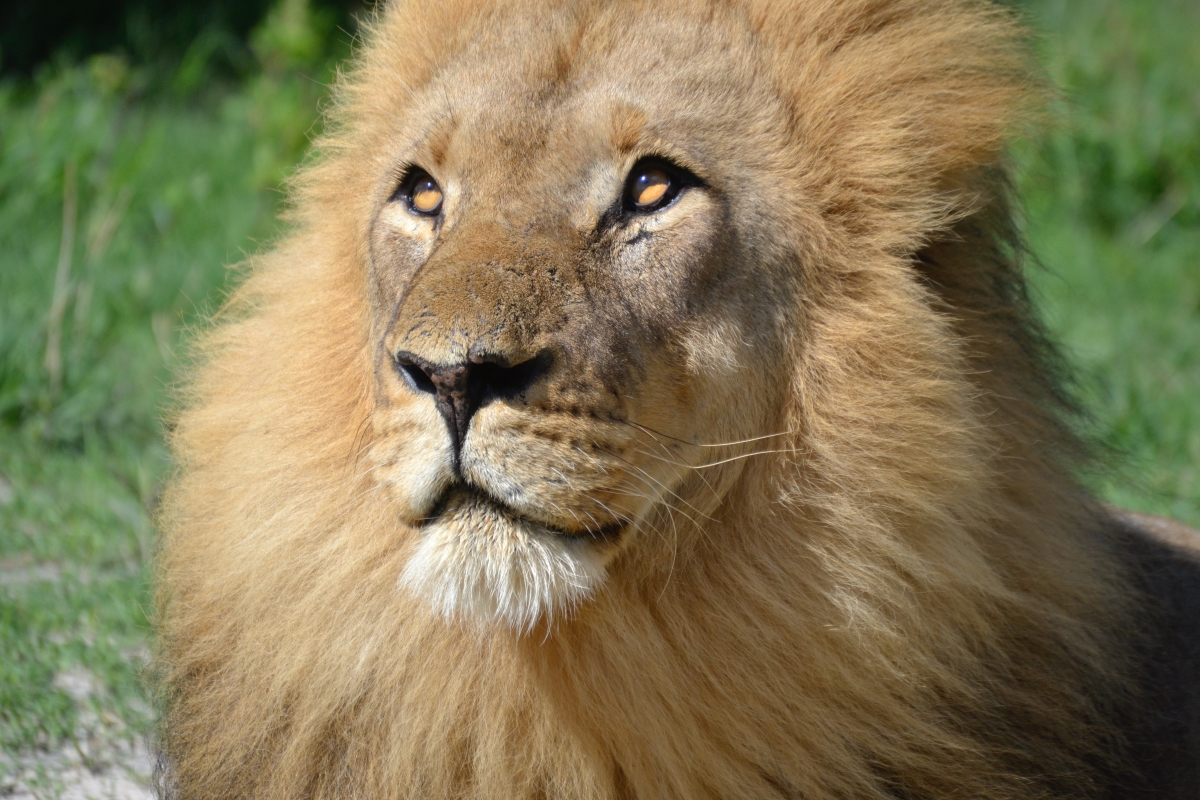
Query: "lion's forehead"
392 4 775 184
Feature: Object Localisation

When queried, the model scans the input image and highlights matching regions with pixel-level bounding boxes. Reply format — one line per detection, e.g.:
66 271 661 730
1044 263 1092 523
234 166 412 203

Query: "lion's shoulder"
1109 510 1200 797
1116 510 1200 559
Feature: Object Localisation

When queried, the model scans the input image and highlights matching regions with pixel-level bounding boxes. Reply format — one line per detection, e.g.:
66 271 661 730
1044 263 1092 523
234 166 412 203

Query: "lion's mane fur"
156 1 1142 798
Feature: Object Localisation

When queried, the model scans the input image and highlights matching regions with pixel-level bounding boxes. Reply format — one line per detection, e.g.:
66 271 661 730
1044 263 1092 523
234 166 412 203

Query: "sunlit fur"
156 1 1139 798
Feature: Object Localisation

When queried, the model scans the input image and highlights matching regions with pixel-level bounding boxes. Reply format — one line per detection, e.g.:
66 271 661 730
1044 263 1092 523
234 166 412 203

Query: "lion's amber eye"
411 178 443 214
630 168 671 208
624 159 688 213
402 170 444 216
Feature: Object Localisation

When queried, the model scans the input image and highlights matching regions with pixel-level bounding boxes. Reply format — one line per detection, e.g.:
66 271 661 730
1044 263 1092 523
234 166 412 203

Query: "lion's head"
158 1 1135 798
367 6 802 628
355 0 1036 631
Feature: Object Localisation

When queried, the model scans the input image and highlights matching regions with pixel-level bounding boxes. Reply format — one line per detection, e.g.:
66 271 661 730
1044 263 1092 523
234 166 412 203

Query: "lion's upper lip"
428 483 624 541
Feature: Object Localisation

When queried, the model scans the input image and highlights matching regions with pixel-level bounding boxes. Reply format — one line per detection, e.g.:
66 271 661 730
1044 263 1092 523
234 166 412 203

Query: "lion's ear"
752 0 1043 251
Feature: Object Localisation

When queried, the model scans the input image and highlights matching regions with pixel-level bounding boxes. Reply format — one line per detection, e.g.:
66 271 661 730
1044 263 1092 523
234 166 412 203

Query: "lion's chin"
400 488 610 632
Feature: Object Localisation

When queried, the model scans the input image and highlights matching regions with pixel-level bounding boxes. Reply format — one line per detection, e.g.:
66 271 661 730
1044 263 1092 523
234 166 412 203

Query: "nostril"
391 348 551 457
470 351 551 401
392 346 550 422
394 354 436 395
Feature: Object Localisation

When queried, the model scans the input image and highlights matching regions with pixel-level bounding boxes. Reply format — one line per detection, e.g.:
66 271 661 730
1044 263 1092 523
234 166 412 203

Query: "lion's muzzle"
394 348 552 465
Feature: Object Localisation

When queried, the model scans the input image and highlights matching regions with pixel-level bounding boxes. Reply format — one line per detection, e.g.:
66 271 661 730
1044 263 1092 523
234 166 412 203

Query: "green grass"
0 0 1198 766
1017 0 1200 523
0 40 338 762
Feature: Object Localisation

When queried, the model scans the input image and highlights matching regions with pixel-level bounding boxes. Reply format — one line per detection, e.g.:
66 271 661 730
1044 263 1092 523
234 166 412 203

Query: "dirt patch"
1 669 154 800
0 737 153 800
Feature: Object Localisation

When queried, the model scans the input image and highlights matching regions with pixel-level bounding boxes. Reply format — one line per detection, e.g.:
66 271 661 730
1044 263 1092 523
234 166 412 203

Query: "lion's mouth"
426 484 626 542
402 482 619 628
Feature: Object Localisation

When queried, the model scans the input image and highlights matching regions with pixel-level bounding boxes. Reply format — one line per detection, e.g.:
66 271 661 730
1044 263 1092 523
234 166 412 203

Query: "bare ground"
1 670 153 800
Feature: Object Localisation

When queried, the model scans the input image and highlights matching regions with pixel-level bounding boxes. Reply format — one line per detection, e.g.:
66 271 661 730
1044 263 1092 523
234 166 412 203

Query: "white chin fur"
399 493 606 632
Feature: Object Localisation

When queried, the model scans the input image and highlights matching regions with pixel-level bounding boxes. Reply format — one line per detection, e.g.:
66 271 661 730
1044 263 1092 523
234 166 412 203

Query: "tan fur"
156 1 1142 797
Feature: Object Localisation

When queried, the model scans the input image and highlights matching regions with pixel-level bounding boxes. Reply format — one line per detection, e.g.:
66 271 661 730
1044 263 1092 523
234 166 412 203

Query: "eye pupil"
407 173 444 215
631 168 671 208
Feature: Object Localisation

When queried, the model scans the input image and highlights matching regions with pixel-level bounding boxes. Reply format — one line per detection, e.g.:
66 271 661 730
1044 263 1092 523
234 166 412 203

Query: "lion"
155 0 1200 797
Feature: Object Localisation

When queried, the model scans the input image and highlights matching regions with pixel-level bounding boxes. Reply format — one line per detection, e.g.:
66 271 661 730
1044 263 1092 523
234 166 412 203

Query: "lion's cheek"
368 399 455 522
462 406 665 531
460 410 595 518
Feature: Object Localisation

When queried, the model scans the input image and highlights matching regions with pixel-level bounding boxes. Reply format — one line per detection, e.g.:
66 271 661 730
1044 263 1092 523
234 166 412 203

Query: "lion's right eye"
396 169 444 216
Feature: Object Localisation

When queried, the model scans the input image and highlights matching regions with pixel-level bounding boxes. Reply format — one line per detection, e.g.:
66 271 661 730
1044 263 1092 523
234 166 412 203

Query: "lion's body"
156 0 1200 798
1112 517 1200 797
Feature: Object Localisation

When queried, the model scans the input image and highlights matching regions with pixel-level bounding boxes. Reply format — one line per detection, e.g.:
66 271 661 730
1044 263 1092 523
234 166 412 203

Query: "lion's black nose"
394 350 549 456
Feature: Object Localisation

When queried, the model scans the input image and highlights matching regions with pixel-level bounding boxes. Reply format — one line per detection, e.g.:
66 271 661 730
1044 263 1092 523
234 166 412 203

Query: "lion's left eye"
623 159 686 213
630 168 670 208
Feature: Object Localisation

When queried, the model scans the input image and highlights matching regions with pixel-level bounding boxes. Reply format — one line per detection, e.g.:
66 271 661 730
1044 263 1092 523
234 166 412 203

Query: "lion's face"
365 7 795 628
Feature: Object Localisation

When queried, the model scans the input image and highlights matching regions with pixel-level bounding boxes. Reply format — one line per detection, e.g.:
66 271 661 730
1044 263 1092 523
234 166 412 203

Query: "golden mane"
156 1 1146 798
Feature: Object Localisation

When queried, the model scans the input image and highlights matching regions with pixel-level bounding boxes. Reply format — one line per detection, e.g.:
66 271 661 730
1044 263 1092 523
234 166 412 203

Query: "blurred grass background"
0 0 1197 775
